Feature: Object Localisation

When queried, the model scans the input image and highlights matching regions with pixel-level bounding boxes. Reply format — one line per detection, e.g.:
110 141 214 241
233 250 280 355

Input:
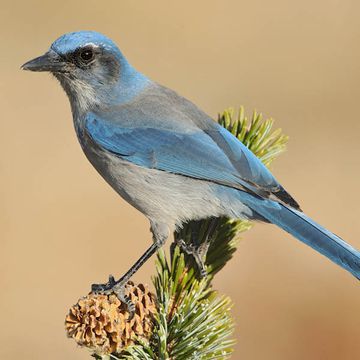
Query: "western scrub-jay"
22 31 360 309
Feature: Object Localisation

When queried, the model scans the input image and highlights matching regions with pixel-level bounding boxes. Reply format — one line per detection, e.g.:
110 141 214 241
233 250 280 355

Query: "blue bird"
22 31 360 309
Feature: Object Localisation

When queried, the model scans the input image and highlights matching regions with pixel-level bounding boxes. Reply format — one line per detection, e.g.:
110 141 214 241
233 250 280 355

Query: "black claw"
113 283 135 319
91 282 110 293
91 277 136 318
176 238 209 278
91 274 116 294
108 274 116 286
122 294 135 319
199 268 208 279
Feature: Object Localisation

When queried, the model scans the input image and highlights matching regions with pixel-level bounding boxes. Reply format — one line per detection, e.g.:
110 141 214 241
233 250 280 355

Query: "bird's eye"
79 48 94 63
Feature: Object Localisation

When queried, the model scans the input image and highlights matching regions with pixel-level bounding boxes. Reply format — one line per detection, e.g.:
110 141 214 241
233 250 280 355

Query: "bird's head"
22 31 148 112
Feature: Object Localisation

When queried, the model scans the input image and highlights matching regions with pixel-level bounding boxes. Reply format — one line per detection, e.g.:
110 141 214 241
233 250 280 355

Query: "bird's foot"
176 238 210 278
91 275 135 318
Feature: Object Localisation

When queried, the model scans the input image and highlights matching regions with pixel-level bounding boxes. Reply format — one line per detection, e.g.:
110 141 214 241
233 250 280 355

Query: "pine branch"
66 106 289 359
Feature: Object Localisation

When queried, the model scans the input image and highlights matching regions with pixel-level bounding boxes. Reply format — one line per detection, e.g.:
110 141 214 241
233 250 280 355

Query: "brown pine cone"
65 282 157 355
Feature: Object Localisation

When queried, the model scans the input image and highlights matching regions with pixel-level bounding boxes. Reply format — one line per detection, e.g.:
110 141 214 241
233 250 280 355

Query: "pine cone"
65 282 157 355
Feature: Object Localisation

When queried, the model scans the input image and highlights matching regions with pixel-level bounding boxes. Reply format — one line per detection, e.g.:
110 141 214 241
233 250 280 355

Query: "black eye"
79 48 94 62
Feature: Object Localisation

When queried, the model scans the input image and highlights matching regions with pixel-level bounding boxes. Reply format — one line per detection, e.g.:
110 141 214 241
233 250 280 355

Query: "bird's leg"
176 218 218 278
91 222 168 318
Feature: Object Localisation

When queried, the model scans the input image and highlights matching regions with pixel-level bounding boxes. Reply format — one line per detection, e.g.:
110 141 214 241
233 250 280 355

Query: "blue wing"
85 113 299 208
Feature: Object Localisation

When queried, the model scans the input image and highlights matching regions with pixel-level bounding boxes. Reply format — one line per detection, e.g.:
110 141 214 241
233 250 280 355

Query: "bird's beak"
21 49 66 72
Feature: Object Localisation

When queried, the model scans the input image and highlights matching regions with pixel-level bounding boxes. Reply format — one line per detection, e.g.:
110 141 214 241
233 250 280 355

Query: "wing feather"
85 112 300 209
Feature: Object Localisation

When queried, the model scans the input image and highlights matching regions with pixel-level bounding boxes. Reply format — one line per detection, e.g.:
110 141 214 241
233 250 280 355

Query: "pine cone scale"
65 282 157 355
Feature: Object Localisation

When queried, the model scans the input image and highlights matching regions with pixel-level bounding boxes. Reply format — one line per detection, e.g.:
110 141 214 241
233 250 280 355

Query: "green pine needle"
218 107 288 167
103 107 288 359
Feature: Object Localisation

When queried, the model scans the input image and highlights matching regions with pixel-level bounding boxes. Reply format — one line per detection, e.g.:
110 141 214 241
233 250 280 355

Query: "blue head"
22 31 149 111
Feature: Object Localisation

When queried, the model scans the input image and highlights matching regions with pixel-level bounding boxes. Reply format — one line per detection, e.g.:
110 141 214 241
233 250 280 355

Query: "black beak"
21 49 66 72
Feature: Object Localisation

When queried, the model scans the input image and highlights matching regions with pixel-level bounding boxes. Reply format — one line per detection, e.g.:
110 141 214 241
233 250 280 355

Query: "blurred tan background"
1 0 360 359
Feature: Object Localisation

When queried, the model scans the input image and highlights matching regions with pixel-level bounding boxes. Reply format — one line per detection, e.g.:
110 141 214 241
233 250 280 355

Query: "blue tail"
239 192 360 279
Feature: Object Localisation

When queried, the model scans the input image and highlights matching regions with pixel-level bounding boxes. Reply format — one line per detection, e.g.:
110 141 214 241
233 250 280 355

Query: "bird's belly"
82 141 255 228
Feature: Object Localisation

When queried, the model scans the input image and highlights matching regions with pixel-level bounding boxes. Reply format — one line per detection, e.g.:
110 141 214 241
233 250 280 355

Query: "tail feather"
239 192 360 279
